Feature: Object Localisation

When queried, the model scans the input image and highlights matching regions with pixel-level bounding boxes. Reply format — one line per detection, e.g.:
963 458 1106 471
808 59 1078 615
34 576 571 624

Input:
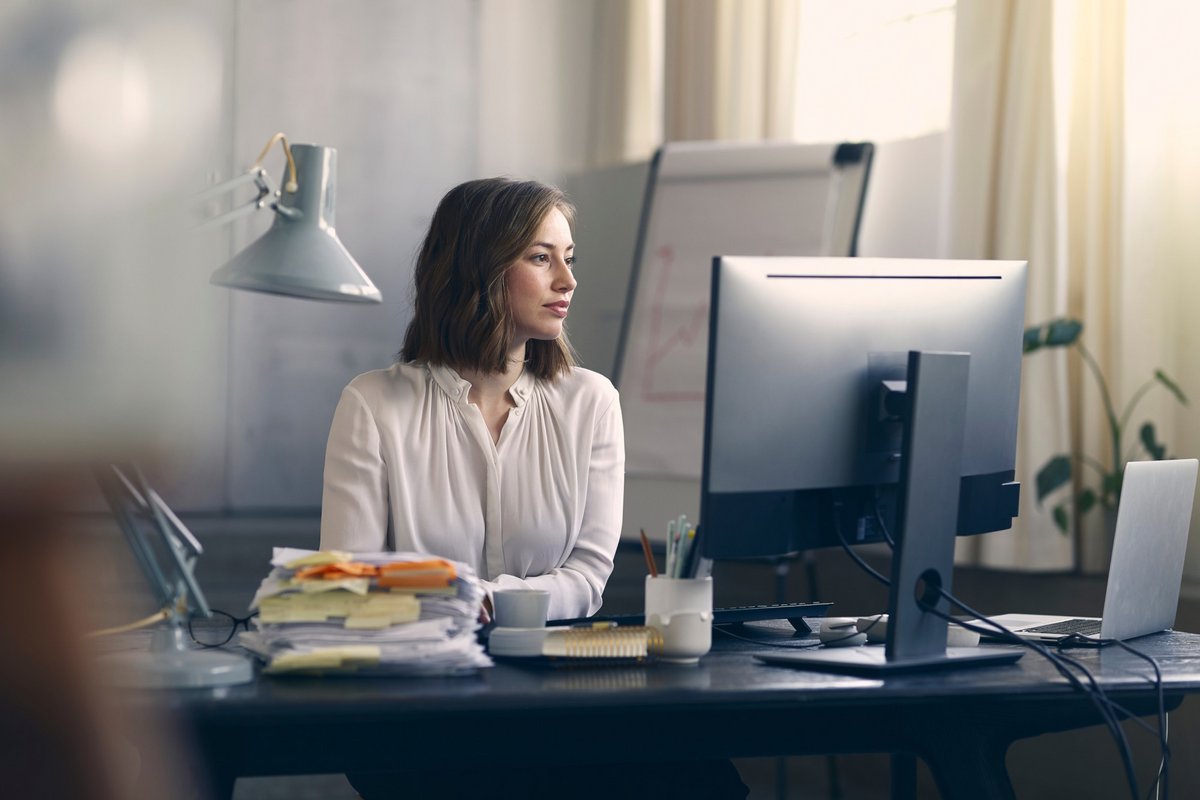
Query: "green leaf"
1023 326 1043 354
1045 318 1083 346
1078 488 1097 515
1154 370 1189 406
1035 455 1072 503
1102 472 1122 505
1052 503 1070 534
1141 422 1167 460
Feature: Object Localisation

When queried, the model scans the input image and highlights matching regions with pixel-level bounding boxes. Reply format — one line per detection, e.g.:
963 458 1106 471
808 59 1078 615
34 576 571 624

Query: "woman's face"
507 206 576 346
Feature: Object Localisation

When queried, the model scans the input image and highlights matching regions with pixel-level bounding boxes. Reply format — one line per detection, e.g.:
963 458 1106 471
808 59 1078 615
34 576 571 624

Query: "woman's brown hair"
400 178 577 380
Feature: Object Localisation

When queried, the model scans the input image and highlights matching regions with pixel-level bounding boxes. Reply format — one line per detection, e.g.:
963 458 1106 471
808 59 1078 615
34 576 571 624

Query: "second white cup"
644 575 713 663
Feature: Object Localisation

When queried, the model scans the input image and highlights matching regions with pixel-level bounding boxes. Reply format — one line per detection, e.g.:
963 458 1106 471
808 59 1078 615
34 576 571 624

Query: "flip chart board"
613 140 873 478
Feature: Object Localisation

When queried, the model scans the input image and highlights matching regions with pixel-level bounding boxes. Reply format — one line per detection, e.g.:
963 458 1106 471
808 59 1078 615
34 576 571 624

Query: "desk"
157 627 1200 800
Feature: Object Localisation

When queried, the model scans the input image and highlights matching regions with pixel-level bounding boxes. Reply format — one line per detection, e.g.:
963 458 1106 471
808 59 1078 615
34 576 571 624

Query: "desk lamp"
97 134 380 686
196 132 381 303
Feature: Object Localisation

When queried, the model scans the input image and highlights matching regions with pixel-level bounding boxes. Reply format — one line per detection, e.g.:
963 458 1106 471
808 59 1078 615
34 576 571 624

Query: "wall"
156 0 478 512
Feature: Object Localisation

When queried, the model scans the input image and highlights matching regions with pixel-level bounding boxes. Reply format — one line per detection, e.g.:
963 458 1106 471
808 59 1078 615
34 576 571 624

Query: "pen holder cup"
645 576 713 664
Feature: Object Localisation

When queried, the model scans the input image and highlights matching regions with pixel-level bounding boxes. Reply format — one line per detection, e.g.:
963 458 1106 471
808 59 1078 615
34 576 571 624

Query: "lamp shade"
210 143 381 303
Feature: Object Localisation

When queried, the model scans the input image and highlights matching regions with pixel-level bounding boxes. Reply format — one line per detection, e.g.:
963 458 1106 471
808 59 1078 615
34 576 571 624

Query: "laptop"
985 458 1198 643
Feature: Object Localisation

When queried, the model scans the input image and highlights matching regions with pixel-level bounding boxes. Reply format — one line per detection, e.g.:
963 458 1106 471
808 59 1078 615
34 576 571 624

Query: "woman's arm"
320 385 389 552
486 393 625 620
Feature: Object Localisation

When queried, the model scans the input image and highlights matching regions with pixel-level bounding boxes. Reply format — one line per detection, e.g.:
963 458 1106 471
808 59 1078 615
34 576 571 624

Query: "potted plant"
1024 318 1188 535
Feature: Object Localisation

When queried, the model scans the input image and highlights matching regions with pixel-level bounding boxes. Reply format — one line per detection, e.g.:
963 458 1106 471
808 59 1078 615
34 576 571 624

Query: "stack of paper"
239 547 492 676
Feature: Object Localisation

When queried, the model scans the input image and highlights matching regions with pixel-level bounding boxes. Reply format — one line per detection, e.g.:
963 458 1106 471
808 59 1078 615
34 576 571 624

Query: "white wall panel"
226 0 477 509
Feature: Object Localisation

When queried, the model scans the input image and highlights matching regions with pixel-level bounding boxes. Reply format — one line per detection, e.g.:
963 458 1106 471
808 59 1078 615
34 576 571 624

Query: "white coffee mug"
644 576 713 663
493 589 550 629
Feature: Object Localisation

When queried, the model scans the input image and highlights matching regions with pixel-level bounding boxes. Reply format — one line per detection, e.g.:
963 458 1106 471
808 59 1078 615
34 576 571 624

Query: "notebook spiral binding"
546 625 665 660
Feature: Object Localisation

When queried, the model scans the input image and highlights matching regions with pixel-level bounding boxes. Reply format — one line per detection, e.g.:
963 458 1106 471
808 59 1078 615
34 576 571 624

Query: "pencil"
639 529 659 577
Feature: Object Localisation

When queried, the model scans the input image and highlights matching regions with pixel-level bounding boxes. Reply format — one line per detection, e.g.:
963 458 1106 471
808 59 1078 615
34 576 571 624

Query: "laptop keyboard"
1023 618 1102 636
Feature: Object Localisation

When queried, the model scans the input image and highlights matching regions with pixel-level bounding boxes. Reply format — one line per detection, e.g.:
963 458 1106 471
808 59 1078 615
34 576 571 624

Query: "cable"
840 495 1166 799
832 505 890 586
868 491 897 554
86 606 171 638
252 132 299 193
926 588 1174 800
849 503 1161 800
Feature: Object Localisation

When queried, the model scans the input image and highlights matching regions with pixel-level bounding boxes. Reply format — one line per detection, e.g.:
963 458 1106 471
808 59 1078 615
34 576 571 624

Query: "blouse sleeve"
319 385 389 552
485 391 625 619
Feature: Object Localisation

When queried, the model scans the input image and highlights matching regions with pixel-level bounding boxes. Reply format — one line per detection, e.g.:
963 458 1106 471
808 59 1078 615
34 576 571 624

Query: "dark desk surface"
155 625 1200 800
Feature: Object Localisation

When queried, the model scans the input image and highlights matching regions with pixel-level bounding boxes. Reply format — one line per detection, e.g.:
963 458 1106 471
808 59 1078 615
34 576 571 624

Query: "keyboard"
1022 618 1103 637
553 601 832 632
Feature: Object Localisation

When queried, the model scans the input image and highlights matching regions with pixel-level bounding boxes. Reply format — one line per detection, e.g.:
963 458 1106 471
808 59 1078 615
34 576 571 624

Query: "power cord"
850 497 1171 800
917 590 1146 800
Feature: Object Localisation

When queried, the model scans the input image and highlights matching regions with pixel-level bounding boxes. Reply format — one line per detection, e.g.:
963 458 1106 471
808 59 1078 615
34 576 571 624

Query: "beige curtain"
664 0 800 141
949 0 1126 571
1122 1 1200 583
585 0 801 167
586 0 664 167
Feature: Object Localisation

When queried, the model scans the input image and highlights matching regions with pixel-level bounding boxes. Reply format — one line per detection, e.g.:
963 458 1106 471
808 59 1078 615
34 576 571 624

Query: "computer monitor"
700 256 1027 674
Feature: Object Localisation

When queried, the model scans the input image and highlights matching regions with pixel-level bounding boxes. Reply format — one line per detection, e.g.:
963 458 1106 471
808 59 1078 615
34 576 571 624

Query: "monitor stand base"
755 645 1023 676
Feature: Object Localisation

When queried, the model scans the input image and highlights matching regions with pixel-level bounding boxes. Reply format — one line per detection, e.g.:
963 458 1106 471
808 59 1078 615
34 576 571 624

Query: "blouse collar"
427 362 534 408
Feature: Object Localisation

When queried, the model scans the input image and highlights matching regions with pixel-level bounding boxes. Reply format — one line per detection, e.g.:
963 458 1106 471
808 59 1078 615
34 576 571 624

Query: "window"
792 0 956 142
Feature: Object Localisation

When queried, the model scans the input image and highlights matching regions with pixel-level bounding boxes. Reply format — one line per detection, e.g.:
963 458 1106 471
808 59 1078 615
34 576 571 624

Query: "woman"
323 177 747 800
319 177 624 622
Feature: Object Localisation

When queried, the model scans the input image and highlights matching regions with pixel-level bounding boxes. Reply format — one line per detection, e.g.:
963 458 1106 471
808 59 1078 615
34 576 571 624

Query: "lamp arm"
193 167 281 231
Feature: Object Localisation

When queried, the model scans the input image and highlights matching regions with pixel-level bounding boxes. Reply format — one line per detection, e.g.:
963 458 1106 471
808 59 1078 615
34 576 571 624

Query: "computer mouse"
820 617 860 631
857 614 888 643
946 627 981 647
819 628 868 647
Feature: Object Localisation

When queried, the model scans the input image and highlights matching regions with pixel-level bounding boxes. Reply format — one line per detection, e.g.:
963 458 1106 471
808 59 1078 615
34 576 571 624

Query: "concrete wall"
153 1 478 513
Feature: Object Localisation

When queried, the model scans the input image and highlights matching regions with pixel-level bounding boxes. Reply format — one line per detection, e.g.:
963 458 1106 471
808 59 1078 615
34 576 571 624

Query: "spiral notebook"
488 624 663 664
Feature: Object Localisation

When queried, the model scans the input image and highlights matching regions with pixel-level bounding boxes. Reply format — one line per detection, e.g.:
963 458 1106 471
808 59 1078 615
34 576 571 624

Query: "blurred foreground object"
0 470 195 799
93 465 254 687
0 0 225 461
0 2 229 796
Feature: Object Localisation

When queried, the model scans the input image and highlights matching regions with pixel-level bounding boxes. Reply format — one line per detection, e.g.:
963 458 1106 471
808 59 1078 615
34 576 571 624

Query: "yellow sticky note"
266 646 381 673
284 550 353 569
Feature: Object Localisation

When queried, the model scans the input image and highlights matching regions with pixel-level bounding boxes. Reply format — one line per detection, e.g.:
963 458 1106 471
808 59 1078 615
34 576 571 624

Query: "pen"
678 527 696 578
666 520 677 576
639 529 659 578
674 515 688 578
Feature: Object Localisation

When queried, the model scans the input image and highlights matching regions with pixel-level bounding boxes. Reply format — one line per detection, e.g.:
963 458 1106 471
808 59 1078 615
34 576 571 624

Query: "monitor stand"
756 351 1022 675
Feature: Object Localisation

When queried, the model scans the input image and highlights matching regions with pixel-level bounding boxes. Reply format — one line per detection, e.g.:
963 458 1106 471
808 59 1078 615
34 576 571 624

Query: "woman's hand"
479 594 494 624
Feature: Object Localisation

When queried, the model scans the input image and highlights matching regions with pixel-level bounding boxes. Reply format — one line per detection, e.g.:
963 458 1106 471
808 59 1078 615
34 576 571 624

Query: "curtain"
1122 2 1200 582
944 0 1076 570
586 0 664 167
948 1 1136 572
663 0 800 142
585 0 801 167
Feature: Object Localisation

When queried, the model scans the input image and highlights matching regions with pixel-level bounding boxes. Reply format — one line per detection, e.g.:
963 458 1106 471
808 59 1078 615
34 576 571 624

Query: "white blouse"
319 361 625 620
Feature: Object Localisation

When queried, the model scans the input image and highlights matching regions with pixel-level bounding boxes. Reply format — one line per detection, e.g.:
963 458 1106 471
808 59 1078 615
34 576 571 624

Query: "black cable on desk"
1060 633 1171 800
923 587 1172 800
855 497 1168 800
